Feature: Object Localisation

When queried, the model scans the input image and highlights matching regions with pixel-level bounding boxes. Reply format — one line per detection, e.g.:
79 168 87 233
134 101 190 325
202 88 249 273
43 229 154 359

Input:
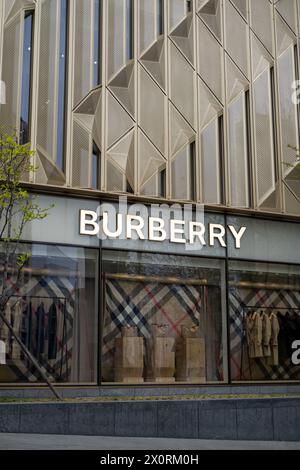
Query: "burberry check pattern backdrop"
230 287 300 381
4 275 75 383
102 279 203 381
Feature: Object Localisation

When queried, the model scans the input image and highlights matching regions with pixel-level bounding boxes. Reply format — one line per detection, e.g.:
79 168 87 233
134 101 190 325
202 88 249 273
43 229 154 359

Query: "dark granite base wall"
0 398 300 441
1 384 300 399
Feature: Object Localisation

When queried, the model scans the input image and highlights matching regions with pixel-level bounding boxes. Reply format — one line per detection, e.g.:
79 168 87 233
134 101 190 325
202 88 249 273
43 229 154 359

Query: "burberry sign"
79 199 246 250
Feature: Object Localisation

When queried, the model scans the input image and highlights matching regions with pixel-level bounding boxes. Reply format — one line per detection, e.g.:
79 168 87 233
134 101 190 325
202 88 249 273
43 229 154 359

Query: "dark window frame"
245 89 253 208
56 0 69 173
92 141 101 190
20 9 35 145
126 0 134 60
189 140 196 201
93 0 102 86
270 65 279 183
218 114 225 205
157 0 164 36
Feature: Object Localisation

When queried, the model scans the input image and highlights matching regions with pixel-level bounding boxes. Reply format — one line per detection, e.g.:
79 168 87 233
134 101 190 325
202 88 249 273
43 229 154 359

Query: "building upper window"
56 0 69 172
186 0 192 13
126 0 134 60
157 0 164 36
159 168 166 198
20 10 34 145
93 0 102 86
92 141 101 189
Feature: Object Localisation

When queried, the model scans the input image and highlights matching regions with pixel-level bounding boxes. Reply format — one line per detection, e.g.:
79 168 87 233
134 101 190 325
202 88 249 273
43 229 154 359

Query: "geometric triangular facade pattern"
5 0 34 23
198 79 223 129
73 87 102 152
92 93 102 152
0 0 299 215
251 35 273 81
230 0 247 19
108 62 135 116
275 0 297 35
276 12 295 56
140 36 165 89
107 91 134 149
198 0 221 40
225 55 249 104
37 149 66 186
170 103 195 156
139 130 166 189
74 88 102 116
107 130 135 191
170 14 194 64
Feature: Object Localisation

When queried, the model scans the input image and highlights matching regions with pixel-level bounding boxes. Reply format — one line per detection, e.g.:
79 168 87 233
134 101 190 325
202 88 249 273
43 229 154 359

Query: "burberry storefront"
1 194 300 387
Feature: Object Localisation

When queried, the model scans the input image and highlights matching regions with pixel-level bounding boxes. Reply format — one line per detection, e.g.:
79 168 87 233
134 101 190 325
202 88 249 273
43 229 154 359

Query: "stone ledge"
0 398 300 441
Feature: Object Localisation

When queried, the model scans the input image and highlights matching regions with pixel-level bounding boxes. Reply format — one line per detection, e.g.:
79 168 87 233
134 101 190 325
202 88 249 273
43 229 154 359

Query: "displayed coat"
36 303 46 359
246 312 263 358
262 313 271 357
48 303 57 360
246 310 293 367
268 313 280 366
11 302 22 360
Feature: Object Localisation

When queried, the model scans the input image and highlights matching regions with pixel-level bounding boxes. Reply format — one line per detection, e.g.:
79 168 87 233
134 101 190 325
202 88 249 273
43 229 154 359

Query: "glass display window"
0 243 98 384
229 260 300 381
101 251 227 384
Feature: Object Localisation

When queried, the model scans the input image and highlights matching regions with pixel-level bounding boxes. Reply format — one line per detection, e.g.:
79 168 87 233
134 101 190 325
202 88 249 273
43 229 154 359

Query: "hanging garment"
262 312 271 357
48 303 57 360
286 312 299 359
268 313 280 366
59 301 70 381
11 302 22 360
21 301 32 352
277 312 298 363
246 314 255 358
251 312 264 358
36 303 46 360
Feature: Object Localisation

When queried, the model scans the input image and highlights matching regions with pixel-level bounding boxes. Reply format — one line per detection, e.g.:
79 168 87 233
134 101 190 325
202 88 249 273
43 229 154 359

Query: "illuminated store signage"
79 210 246 249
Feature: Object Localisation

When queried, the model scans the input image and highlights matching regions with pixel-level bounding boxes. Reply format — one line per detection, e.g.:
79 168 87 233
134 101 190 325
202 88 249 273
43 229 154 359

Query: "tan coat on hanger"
252 312 264 358
268 312 280 366
11 301 22 360
246 314 255 358
262 312 271 357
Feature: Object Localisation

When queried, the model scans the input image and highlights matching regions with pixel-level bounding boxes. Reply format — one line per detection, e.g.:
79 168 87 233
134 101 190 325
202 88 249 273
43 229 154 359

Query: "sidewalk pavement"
0 434 300 450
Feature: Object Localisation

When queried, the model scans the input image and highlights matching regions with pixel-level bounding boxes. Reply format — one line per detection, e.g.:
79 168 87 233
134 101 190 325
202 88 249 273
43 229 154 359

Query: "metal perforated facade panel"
0 0 299 216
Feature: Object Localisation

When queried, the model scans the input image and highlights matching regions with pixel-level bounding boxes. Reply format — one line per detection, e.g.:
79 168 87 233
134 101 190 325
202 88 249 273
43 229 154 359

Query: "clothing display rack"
229 281 300 291
1 294 69 381
240 306 300 380
104 272 209 286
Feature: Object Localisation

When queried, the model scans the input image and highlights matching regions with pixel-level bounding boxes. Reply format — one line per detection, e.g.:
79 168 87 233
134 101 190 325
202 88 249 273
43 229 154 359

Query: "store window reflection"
229 261 300 381
101 251 227 384
0 244 98 384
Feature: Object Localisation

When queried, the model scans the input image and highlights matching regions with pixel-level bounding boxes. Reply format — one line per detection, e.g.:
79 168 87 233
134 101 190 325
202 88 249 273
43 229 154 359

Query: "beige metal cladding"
0 0 300 216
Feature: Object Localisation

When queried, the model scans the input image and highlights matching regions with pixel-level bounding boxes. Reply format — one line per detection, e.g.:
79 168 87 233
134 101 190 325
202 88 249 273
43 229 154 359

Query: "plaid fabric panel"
4 275 75 383
102 280 202 381
230 287 300 381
